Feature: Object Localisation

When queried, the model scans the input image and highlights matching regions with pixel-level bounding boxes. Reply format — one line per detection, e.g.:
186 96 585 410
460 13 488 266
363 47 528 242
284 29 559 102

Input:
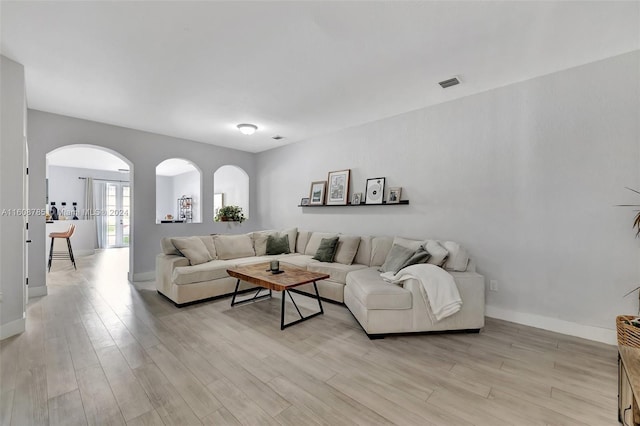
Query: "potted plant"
214 205 246 223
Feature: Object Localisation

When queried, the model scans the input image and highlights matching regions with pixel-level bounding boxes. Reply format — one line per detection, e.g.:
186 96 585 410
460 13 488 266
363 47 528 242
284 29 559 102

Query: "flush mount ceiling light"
237 123 258 135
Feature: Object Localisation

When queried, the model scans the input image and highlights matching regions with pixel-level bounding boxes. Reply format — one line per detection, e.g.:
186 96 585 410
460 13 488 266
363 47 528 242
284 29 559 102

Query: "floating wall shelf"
298 200 409 207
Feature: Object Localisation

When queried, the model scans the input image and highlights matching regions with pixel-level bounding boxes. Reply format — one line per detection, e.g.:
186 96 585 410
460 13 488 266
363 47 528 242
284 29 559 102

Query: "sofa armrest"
156 254 189 296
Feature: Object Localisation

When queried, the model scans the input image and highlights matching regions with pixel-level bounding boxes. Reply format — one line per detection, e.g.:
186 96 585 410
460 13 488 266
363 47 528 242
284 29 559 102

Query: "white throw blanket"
380 264 462 322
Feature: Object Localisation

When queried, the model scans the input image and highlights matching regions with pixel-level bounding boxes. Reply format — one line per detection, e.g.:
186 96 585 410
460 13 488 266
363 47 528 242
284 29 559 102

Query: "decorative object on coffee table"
214 205 246 223
388 187 402 204
365 177 385 204
326 169 350 205
309 181 327 205
351 192 362 205
300 197 310 206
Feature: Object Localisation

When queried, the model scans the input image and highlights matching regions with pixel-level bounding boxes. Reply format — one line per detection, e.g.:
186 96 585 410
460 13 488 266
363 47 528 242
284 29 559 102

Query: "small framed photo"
326 169 350 205
300 197 310 206
365 177 385 204
387 187 402 204
351 192 362 205
309 181 327 205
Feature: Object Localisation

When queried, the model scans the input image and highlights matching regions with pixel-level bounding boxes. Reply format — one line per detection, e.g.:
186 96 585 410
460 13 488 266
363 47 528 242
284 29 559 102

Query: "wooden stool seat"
48 224 77 272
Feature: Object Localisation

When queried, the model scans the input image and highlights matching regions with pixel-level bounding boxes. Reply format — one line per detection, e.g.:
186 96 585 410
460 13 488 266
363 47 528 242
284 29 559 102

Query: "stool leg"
48 237 54 272
67 238 76 270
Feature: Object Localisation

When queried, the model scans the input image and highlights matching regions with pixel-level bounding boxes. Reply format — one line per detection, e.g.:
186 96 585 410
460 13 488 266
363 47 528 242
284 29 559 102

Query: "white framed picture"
326 169 350 205
388 187 402 204
365 177 385 204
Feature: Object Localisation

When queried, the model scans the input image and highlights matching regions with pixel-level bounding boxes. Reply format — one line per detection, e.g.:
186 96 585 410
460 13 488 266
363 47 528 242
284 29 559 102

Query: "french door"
106 183 130 247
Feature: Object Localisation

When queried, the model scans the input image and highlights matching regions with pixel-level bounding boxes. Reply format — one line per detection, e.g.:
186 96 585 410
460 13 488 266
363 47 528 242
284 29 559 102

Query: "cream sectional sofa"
156 228 485 337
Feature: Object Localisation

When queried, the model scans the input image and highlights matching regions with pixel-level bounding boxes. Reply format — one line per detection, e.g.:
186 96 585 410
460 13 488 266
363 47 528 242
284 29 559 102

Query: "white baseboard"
28 285 48 299
132 271 155 282
76 249 95 256
485 305 617 346
0 317 25 340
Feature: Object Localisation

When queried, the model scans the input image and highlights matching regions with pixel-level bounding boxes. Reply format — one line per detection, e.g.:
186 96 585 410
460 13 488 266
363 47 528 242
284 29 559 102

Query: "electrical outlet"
490 280 499 292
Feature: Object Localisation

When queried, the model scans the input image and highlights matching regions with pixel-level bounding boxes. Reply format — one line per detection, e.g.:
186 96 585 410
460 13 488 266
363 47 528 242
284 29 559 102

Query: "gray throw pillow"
398 245 431 271
379 244 416 274
266 234 290 255
312 237 339 263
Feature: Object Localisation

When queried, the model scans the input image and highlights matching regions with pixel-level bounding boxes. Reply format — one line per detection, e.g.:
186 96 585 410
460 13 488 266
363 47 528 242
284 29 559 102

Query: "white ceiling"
47 146 129 171
156 158 198 177
2 1 638 153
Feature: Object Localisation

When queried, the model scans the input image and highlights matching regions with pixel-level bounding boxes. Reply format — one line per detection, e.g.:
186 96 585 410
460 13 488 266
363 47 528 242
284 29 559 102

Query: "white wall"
0 56 26 339
28 111 258 287
256 51 640 338
173 170 201 223
155 175 174 221
214 165 250 218
47 165 129 215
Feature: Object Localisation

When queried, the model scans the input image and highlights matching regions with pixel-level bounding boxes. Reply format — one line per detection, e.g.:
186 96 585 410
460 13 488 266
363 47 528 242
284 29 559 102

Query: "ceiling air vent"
438 77 460 88
272 135 284 140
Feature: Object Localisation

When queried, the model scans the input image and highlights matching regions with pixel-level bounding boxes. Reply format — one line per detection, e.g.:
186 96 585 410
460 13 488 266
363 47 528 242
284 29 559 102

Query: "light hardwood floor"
1 248 618 425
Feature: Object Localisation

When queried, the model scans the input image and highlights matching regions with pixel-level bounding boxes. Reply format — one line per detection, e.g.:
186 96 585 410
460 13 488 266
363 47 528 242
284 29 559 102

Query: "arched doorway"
45 145 134 279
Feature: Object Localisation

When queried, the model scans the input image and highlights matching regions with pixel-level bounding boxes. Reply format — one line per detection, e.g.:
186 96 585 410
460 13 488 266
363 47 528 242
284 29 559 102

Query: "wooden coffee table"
227 262 329 330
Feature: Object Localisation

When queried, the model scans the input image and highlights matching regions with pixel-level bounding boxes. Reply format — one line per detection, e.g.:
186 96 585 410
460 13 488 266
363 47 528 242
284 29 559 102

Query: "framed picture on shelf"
309 181 327 205
388 187 402 204
365 177 385 204
351 192 362 205
300 197 310 206
326 169 350 205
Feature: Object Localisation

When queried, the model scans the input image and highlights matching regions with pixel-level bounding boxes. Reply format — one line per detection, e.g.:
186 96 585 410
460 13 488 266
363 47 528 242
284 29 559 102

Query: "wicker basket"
616 315 640 348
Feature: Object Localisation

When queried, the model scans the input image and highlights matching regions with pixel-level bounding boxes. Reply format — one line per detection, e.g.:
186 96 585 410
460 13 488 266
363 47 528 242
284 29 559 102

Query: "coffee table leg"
313 281 324 314
230 279 241 306
280 280 324 330
231 281 272 307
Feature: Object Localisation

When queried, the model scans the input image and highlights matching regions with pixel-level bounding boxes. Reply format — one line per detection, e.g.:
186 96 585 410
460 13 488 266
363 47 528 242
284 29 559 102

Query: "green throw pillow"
398 245 431 271
266 234 290 255
379 244 416 274
312 237 339 262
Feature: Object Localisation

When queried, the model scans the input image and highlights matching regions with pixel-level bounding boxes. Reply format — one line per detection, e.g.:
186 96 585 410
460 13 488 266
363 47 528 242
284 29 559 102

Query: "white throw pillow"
252 231 275 256
171 236 212 265
161 237 180 255
425 240 448 266
370 236 393 267
296 230 312 254
213 234 256 260
442 241 470 271
334 235 361 265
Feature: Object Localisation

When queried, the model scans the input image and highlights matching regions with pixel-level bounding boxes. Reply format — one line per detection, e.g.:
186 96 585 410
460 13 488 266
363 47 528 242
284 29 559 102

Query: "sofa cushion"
251 231 274 256
334 235 361 265
197 235 217 259
173 260 232 285
279 254 318 269
305 232 338 256
442 241 469 272
425 240 448 266
161 237 181 255
307 262 367 284
370 236 393 267
379 244 415 274
296 230 312 254
171 237 213 266
313 237 339 262
346 268 412 310
354 236 373 267
281 227 298 255
213 234 255 260
266 234 290 255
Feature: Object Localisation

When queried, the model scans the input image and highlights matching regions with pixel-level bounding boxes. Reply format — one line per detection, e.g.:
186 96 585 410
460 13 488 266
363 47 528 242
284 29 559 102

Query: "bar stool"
48 224 76 272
